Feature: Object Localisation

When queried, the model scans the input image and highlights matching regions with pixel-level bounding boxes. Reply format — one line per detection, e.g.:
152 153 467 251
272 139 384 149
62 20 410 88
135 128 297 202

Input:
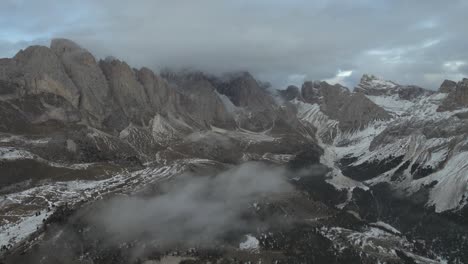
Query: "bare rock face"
99 57 152 126
162 71 237 130
0 59 17 86
216 72 275 109
5 45 80 106
438 78 468 111
355 74 431 100
301 81 390 131
136 67 172 113
355 74 398 96
339 93 391 131
439 79 457 93
279 85 302 101
455 78 468 105
318 82 350 119
301 81 324 104
50 39 114 127
214 72 278 131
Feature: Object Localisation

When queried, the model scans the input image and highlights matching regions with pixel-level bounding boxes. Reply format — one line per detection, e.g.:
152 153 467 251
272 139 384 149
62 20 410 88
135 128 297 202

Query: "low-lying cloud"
88 162 293 247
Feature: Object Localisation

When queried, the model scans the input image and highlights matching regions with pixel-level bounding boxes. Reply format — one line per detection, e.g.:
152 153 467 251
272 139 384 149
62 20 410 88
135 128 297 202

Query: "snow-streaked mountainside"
296 75 468 212
1 39 467 263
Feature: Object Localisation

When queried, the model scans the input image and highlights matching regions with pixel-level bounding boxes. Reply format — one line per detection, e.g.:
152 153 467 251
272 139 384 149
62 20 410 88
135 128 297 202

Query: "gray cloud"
1 0 467 89
458 64 468 76
88 162 292 247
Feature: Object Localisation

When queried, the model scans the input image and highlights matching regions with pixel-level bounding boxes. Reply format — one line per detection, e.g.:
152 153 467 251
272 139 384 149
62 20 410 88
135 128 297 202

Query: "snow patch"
371 221 401 235
366 95 414 115
239 234 259 252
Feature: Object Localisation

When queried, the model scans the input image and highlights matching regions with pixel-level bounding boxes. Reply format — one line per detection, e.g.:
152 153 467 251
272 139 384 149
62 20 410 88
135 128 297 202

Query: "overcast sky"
1 0 467 89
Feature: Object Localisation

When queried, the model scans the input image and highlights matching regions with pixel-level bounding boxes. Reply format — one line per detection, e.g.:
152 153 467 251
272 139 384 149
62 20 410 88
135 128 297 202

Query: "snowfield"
0 159 210 248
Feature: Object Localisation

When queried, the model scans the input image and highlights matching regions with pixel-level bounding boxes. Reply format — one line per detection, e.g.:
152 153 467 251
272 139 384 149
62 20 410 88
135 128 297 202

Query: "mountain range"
0 39 467 263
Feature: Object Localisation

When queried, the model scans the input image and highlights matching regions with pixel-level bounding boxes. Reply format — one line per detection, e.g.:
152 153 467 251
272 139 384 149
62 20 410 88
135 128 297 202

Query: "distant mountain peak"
50 38 83 54
358 74 398 90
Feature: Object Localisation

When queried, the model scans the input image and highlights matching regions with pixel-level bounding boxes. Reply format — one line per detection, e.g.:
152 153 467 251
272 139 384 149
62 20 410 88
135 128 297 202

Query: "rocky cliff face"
99 57 153 127
300 80 390 131
213 72 279 132
438 78 468 111
356 74 432 100
0 39 316 164
50 38 115 127
278 85 302 101
1 45 80 106
439 79 457 93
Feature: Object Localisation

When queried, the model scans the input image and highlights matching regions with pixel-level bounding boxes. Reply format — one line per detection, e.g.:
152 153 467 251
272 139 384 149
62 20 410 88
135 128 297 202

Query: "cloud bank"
88 162 292 247
1 0 468 89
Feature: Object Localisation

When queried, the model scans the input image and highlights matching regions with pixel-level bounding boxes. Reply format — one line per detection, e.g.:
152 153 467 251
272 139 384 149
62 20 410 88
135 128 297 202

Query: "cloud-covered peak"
1 1 467 90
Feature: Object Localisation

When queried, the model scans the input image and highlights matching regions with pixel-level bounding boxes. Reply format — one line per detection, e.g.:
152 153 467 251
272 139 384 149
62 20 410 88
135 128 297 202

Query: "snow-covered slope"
295 74 468 213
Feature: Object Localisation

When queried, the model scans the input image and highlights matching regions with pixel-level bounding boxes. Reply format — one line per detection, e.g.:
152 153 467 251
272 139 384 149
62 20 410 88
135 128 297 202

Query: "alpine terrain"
0 39 467 264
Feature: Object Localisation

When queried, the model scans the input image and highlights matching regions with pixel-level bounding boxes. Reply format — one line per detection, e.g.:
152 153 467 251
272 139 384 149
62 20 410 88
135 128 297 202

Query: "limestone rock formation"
51 38 115 127
136 67 172 113
455 78 468 106
355 74 432 100
438 78 468 111
278 85 302 101
99 57 153 126
301 81 390 131
439 79 457 93
214 72 278 131
161 71 236 130
2 45 80 106
216 72 276 109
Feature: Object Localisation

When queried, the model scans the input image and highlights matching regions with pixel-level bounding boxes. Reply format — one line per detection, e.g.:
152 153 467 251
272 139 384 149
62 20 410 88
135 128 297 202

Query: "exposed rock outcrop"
215 72 275 109
278 85 302 101
136 67 172 113
438 78 468 111
162 71 236 130
2 45 80 106
355 74 432 100
51 38 115 127
214 72 278 132
301 81 390 131
439 79 457 93
99 57 153 127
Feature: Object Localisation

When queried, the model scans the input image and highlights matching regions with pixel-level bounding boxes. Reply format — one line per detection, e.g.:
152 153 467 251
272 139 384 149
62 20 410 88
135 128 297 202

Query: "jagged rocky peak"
300 80 390 131
136 67 172 112
50 38 83 55
361 73 377 81
175 79 237 129
300 80 351 106
278 85 302 101
301 81 324 104
213 71 281 131
216 71 276 109
50 38 115 127
6 44 81 106
439 79 457 93
160 69 218 96
99 56 153 126
439 78 468 111
356 73 432 100
356 74 398 93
